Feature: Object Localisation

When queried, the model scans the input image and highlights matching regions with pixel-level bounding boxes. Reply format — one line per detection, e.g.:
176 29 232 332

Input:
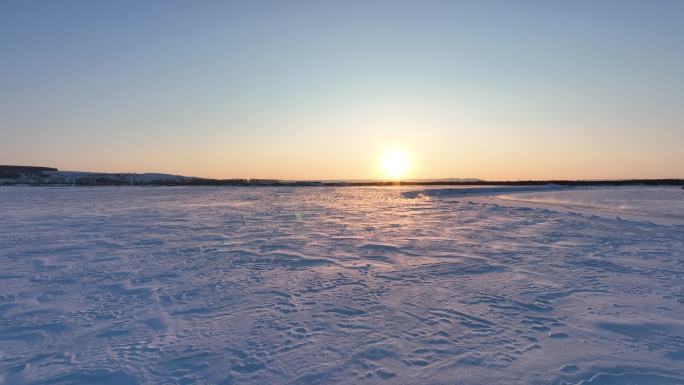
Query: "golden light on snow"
379 148 410 180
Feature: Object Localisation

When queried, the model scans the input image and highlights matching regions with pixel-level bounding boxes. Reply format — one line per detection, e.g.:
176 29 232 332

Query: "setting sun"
379 148 410 180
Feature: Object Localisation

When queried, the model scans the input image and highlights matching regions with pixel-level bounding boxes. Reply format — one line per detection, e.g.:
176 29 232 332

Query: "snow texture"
496 187 684 224
0 186 683 385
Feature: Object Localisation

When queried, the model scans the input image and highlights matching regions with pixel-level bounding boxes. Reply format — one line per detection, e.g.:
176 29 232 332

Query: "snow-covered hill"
0 169 196 186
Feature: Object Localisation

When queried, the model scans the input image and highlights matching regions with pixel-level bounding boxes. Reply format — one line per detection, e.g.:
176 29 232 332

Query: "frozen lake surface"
496 187 684 225
0 186 683 385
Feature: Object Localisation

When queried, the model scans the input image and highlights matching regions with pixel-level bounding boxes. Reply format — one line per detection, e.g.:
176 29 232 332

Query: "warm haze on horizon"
1 1 683 181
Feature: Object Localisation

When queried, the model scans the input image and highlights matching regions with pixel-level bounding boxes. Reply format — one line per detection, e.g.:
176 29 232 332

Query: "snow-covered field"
0 186 683 385
495 187 684 225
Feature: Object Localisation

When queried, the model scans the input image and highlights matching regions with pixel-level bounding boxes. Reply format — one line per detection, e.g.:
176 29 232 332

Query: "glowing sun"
379 148 410 180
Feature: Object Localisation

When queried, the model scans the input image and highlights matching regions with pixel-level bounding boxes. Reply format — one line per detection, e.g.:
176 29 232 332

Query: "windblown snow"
0 186 682 385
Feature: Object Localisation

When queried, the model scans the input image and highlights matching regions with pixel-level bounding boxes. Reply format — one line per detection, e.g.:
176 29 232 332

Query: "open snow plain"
1 186 683 385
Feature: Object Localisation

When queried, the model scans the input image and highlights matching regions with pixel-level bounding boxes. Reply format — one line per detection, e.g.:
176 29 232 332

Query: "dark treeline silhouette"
65 178 684 187
339 179 684 187
1 165 681 187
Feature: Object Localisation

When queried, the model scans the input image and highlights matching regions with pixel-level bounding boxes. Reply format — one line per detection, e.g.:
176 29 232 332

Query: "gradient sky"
1 1 682 180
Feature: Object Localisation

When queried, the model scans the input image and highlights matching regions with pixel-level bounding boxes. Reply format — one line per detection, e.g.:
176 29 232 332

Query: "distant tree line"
1 165 681 187
342 179 684 187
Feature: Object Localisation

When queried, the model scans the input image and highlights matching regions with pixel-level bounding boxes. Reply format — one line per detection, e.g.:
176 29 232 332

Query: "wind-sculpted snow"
497 187 684 223
0 186 683 385
410 186 684 225
402 185 563 199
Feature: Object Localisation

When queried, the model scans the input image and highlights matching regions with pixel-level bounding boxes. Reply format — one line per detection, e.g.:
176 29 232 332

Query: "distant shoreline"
1 165 682 187
317 179 684 187
2 180 683 188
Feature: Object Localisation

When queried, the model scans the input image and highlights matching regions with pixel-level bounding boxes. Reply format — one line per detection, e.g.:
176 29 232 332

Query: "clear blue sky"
1 0 682 179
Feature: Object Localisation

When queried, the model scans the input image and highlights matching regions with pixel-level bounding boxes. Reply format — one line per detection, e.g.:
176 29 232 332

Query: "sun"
379 148 410 180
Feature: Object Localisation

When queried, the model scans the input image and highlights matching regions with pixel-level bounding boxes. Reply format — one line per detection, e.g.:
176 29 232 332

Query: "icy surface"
496 187 684 224
0 186 683 385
